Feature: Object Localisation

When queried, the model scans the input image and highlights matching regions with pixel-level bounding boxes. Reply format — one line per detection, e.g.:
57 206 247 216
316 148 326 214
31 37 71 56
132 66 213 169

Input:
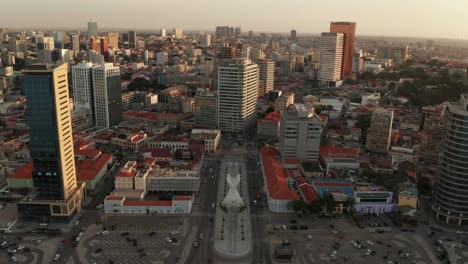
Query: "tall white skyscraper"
278 104 323 163
92 63 122 128
200 34 211 47
173 28 183 39
257 59 275 98
70 34 80 51
88 21 98 38
217 59 259 134
161 29 166 37
72 62 96 126
318 32 344 87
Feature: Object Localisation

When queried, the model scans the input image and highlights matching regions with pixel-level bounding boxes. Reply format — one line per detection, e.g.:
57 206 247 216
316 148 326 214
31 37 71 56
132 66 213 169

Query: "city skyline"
1 0 468 39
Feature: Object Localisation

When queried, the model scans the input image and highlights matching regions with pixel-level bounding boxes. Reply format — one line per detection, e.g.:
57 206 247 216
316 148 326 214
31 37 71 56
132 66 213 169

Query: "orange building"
330 22 356 80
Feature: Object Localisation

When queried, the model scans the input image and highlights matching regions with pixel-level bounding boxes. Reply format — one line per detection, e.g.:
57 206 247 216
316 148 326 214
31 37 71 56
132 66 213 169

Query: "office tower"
100 37 109 55
200 34 211 47
215 26 234 39
173 28 183 39
36 37 55 51
248 31 253 39
128 31 137 48
70 34 80 51
156 52 168 65
122 33 129 42
53 31 64 49
88 20 98 38
257 59 275 98
433 94 468 226
18 63 85 222
143 50 149 63
318 32 344 87
105 32 118 49
161 29 166 37
290 29 297 40
194 89 218 129
271 41 280 52
72 62 96 126
0 28 6 41
365 108 394 153
92 63 122 128
235 26 241 39
217 59 258 134
213 44 237 88
295 55 305 72
251 48 264 62
278 104 322 163
377 45 408 64
90 37 100 53
330 21 356 80
8 38 28 55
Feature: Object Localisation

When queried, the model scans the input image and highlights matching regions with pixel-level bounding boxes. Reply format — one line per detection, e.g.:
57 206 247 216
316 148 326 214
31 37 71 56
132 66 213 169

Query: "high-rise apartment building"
128 31 137 48
217 59 258 134
156 52 168 65
200 34 211 47
365 108 394 153
173 28 183 39
70 34 80 51
36 37 55 51
290 29 297 40
88 20 98 38
72 62 96 126
18 63 85 222
215 26 234 39
330 22 356 80
278 104 323 163
105 32 119 49
377 45 408 64
8 38 28 55
194 89 218 129
433 94 468 226
53 31 65 49
257 59 275 98
92 63 122 128
161 29 166 37
318 32 344 87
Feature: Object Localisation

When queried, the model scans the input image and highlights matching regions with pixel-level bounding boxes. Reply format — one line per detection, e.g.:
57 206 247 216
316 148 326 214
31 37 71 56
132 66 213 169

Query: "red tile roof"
284 159 301 165
260 147 300 201
299 184 321 203
320 146 360 159
76 153 112 181
116 169 136 178
123 200 173 206
105 196 125 201
145 148 172 158
8 161 33 179
295 177 308 186
262 111 281 123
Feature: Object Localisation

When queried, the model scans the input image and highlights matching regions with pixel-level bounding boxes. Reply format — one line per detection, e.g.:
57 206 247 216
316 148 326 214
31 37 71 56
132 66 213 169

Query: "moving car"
53 254 60 260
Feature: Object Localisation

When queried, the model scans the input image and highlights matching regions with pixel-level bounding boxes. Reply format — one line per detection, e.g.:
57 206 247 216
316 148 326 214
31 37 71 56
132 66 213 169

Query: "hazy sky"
2 0 467 39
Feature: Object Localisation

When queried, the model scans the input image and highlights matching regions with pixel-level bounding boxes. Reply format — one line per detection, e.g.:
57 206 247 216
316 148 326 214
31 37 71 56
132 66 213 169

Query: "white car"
456 230 464 234
211 203 215 208
39 222 48 226
16 245 25 250
11 256 18 262
96 204 104 210
306 235 313 240
330 251 337 257
366 240 374 245
101 231 110 236
74 221 80 226
54 254 60 260
171 231 178 236
1 241 7 246
8 248 16 253
165 237 172 243
365 249 372 256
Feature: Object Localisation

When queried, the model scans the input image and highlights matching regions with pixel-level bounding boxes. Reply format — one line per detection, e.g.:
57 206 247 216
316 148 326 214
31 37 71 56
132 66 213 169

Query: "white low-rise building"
190 129 221 153
104 195 193 214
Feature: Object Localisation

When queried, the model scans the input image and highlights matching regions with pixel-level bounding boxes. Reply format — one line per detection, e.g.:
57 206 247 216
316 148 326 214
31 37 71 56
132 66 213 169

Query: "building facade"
278 104 323 163
257 59 275 98
217 59 259 134
329 22 356 80
18 64 85 223
194 89 217 129
318 32 344 87
92 63 122 128
365 108 394 153
433 94 468 226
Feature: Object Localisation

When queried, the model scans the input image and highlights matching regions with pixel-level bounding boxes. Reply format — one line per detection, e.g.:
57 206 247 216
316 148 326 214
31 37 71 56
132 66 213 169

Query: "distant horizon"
1 0 467 40
3 26 468 42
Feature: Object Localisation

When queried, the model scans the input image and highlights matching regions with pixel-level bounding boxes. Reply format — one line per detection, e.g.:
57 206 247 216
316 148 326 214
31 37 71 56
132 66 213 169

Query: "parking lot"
265 214 437 264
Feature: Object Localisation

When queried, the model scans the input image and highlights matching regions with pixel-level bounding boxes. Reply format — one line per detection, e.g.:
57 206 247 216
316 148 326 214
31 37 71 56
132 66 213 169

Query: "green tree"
174 149 182 160
289 200 308 213
128 77 151 91
266 106 275 113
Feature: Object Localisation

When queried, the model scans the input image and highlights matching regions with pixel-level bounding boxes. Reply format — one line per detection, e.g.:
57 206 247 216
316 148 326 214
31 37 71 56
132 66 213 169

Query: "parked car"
193 241 199 248
53 254 60 260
